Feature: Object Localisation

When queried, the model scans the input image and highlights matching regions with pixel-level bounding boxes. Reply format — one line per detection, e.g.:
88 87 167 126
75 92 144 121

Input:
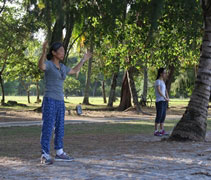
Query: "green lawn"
1 96 196 109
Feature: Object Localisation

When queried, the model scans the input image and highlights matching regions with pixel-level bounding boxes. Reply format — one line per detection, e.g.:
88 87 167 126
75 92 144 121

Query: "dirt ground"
1 132 211 179
1 107 211 179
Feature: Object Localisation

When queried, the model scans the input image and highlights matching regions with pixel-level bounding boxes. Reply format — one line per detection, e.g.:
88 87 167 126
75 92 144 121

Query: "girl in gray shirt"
38 41 92 164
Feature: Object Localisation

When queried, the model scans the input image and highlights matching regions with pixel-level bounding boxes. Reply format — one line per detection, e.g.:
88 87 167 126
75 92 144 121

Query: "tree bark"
140 66 148 106
127 68 142 113
169 2 211 141
50 0 64 44
63 12 74 54
92 81 98 96
166 64 175 96
118 72 132 111
107 72 119 107
0 76 5 105
27 90 31 104
0 58 7 105
20 80 31 104
102 80 107 104
36 81 40 103
44 0 52 43
83 35 94 105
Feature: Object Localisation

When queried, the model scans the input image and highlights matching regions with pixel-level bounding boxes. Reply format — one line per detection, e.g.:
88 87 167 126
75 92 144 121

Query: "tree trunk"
0 58 7 105
63 12 74 55
92 81 98 96
36 81 40 103
107 72 119 107
102 80 107 104
20 80 31 104
127 68 142 113
44 0 52 43
118 72 132 111
83 36 94 105
166 65 175 108
169 2 211 141
166 65 175 96
50 0 64 44
0 76 5 105
140 66 148 106
27 90 31 104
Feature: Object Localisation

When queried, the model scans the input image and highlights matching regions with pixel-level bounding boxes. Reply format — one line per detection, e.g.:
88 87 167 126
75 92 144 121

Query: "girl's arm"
68 51 92 75
157 86 168 101
165 89 169 101
38 41 48 71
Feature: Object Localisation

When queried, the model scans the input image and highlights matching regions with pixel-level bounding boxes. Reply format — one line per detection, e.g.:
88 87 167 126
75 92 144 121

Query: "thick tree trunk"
108 72 119 107
166 65 175 108
169 3 211 141
63 12 74 54
166 65 175 96
50 0 64 44
44 0 52 43
127 68 142 113
83 36 94 105
102 80 107 104
0 76 5 105
140 66 148 106
118 72 132 111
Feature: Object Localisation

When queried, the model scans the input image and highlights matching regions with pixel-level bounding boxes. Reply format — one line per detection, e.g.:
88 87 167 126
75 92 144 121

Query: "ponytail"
156 68 165 80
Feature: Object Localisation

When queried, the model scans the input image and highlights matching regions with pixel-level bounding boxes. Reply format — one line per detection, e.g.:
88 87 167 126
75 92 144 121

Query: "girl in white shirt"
154 68 169 136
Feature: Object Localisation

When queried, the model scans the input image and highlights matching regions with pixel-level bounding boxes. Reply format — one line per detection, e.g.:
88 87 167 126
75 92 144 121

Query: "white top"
155 79 166 102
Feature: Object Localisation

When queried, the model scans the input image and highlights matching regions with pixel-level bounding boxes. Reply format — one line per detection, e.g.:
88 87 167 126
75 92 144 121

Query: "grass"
0 120 173 159
1 118 211 160
0 96 120 111
1 96 205 111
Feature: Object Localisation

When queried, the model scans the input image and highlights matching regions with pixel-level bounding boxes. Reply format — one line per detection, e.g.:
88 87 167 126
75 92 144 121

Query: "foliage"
64 76 81 97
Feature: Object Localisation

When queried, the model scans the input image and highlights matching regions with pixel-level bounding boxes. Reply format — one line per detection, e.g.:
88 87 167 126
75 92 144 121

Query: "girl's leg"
160 101 167 130
160 123 164 130
40 97 56 154
54 100 65 151
154 102 162 135
155 123 159 131
155 102 162 127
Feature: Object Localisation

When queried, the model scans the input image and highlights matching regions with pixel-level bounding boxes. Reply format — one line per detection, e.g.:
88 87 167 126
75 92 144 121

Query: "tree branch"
0 0 6 14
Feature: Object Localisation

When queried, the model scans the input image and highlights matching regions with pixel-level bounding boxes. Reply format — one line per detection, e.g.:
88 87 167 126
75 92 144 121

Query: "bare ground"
1 133 211 179
0 107 211 179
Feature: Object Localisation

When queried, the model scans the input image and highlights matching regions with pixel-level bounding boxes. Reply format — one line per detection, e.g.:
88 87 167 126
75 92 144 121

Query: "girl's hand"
42 41 48 52
83 49 92 61
165 97 169 102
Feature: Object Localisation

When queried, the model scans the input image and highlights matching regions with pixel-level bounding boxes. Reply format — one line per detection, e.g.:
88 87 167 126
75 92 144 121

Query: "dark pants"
155 101 167 123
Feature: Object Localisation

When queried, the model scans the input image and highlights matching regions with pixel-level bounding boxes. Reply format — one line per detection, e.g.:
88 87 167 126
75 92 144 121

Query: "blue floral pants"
40 97 65 154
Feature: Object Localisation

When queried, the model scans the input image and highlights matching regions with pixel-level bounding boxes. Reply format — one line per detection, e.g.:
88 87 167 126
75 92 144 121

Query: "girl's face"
161 70 167 79
52 46 65 61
